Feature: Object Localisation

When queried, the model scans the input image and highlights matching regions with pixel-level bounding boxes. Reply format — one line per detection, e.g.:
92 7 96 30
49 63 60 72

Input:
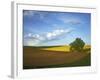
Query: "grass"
24 53 90 69
23 45 91 69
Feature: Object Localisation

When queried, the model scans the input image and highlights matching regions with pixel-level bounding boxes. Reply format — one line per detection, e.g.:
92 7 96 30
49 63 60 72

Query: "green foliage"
69 38 85 52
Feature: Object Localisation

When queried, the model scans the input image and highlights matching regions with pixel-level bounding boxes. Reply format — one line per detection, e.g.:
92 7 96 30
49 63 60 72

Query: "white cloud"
24 38 41 46
46 33 53 39
32 34 40 38
46 29 72 40
28 33 32 37
25 33 44 40
24 33 43 46
46 30 62 39
24 28 73 46
59 16 81 25
23 11 35 16
23 11 46 20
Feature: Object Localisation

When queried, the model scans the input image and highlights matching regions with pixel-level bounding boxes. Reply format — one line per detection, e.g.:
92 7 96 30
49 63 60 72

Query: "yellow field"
84 45 91 49
41 45 91 52
41 45 70 52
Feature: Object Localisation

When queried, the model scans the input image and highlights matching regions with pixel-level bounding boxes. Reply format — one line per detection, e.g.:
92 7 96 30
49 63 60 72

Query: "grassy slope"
23 45 91 69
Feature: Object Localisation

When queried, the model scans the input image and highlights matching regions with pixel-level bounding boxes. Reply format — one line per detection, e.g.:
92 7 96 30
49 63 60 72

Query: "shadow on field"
23 46 91 69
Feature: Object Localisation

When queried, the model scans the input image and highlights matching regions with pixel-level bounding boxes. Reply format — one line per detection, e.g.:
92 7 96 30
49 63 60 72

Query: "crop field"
23 45 91 69
41 45 70 52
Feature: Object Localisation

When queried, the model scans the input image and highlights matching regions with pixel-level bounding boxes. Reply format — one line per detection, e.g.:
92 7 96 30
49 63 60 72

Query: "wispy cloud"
59 16 81 25
46 29 72 40
23 11 35 17
24 28 73 46
24 33 44 40
23 10 46 20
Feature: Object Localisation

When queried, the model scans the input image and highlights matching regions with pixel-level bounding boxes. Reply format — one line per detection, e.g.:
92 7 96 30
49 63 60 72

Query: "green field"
23 45 91 69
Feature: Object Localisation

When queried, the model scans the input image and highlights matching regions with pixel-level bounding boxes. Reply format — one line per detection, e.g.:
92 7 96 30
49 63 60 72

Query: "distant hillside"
24 45 68 48
24 45 91 52
41 45 70 52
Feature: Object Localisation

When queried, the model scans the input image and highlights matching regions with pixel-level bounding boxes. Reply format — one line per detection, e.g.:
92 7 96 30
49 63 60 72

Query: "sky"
23 10 91 46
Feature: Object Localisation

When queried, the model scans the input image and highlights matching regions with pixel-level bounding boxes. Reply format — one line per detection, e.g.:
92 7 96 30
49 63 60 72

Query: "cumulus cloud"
24 28 73 46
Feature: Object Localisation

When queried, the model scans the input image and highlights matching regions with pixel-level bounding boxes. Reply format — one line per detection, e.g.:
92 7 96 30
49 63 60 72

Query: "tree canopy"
69 38 85 52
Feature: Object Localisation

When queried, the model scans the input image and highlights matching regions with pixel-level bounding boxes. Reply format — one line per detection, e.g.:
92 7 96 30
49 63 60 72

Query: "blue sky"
23 10 91 46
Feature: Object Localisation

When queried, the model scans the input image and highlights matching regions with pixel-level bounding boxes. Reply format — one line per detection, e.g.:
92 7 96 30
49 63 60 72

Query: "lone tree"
69 38 85 52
